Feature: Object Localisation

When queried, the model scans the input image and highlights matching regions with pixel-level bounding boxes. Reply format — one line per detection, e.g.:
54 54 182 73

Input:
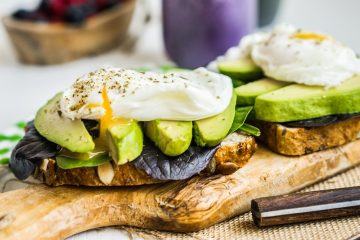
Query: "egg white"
60 67 233 121
209 24 360 87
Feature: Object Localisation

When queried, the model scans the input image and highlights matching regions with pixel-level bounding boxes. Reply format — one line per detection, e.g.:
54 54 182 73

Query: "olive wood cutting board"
1 140 360 240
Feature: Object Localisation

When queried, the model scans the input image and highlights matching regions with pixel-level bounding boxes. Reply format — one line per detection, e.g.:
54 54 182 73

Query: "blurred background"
1 0 360 130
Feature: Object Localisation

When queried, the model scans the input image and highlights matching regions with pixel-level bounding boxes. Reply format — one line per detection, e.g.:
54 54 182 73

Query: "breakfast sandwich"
9 68 258 186
209 24 360 156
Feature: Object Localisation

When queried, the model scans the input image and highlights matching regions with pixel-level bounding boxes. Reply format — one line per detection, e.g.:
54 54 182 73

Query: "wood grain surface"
1 140 360 240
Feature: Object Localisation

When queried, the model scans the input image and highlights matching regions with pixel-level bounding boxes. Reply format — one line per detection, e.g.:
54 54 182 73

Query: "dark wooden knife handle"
251 186 360 227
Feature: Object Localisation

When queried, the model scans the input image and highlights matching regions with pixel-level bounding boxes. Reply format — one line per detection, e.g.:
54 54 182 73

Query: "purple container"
163 0 257 69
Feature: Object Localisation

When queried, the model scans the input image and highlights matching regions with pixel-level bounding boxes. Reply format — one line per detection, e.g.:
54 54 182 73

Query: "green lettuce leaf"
0 158 9 164
56 154 111 169
229 106 261 137
239 123 261 137
229 106 253 134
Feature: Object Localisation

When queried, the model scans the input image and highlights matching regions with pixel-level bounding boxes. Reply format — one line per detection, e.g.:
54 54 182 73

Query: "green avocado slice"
107 121 143 165
144 120 192 156
235 78 290 106
218 59 263 82
193 92 237 147
34 93 95 153
255 75 360 122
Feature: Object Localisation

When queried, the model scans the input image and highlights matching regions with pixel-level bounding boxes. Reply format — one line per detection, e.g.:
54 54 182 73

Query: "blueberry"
38 0 51 12
12 9 33 20
83 0 98 16
12 9 48 22
97 0 120 11
32 11 49 22
103 0 120 10
64 5 87 24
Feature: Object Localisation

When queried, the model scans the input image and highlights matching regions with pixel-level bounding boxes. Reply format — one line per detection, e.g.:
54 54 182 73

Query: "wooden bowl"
2 0 136 65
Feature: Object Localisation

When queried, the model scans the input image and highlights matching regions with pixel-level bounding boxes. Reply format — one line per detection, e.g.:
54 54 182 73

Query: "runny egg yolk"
95 86 129 149
290 32 329 41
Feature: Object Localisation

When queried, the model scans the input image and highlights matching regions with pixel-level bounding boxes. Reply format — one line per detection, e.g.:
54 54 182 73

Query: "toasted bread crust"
255 116 360 156
34 133 256 186
214 133 257 174
34 160 161 186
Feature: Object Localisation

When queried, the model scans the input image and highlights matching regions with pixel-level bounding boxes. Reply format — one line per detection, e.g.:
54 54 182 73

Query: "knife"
251 186 360 227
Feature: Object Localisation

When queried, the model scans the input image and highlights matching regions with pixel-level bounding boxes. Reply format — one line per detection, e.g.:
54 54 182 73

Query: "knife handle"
251 186 360 227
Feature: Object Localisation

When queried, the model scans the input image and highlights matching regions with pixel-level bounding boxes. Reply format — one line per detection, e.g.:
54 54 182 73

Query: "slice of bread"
34 132 256 186
254 116 360 156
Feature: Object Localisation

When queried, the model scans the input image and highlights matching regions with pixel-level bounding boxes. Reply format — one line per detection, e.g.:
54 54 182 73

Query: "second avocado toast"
211 24 360 157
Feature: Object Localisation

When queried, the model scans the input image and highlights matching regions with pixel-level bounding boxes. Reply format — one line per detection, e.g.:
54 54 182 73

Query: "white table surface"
1 0 360 239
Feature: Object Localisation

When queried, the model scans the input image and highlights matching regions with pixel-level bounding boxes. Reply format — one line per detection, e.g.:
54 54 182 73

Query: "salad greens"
0 134 22 141
239 123 261 137
9 121 60 180
134 137 219 180
57 155 111 169
229 106 260 136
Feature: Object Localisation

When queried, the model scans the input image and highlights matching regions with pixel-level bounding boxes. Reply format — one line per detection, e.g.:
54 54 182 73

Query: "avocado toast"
252 78 360 155
9 67 258 186
10 24 360 187
210 24 360 156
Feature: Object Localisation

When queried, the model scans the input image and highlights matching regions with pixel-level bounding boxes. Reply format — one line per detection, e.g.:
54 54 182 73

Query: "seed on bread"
97 162 115 185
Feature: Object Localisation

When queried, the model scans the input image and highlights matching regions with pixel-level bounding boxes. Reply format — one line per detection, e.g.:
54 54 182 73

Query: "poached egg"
208 24 360 87
60 67 233 122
